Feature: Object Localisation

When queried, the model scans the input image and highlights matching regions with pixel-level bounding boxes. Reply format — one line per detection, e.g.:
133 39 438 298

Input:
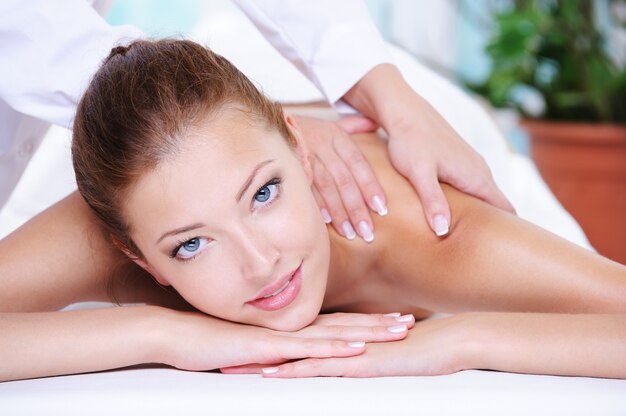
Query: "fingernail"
372 195 388 216
396 314 414 323
348 341 365 348
387 324 408 333
358 221 374 243
342 221 356 240
384 312 401 317
433 214 449 237
262 367 279 374
321 208 332 224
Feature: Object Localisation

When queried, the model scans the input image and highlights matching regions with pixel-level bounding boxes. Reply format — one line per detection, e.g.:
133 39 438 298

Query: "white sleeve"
0 0 143 128
233 0 393 106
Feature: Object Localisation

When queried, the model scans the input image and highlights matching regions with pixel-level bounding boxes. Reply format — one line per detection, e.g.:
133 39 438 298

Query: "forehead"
122 110 292 235
174 108 294 181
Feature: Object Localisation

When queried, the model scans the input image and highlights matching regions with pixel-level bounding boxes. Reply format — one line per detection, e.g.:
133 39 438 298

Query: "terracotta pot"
521 120 626 264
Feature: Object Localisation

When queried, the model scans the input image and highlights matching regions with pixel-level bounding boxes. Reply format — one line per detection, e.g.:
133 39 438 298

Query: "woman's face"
123 110 330 331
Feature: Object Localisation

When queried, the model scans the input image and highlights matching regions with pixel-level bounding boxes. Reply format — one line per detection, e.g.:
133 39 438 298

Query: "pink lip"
247 264 302 312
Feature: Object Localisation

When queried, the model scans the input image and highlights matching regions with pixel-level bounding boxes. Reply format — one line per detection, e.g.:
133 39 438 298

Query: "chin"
274 309 319 332
259 295 324 332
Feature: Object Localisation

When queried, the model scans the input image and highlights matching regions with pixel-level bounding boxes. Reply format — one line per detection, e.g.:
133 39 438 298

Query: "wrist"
447 312 493 372
137 305 183 366
342 63 428 136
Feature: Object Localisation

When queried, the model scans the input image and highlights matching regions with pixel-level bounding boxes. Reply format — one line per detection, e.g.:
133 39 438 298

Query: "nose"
234 227 280 282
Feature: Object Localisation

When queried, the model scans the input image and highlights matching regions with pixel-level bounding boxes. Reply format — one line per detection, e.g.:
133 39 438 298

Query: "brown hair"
72 39 292 257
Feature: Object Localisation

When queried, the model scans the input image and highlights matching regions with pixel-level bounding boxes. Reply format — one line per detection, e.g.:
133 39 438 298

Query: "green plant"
469 0 626 123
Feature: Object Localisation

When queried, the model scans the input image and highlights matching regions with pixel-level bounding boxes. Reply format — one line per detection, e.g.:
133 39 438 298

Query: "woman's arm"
0 191 186 312
0 306 162 381
466 312 626 378
0 192 415 382
426 189 625 313
0 304 414 382
408 187 626 314
254 312 626 379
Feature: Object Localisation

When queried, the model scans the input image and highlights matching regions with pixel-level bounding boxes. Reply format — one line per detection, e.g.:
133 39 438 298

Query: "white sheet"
2 368 625 416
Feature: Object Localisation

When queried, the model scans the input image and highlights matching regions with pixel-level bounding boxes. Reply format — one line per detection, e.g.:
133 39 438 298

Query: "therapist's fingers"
407 166 452 237
333 119 388 218
317 150 374 242
311 186 332 225
310 156 353 238
296 115 384 243
448 167 516 215
336 115 379 134
482 183 516 214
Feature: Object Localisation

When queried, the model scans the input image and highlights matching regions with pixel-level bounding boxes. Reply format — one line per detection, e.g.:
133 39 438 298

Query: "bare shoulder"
351 132 488 251
352 133 626 314
346 133 509 310
0 192 111 311
0 192 191 312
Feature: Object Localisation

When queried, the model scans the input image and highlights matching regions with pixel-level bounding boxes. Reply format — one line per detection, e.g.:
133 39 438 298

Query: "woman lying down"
1 39 625 382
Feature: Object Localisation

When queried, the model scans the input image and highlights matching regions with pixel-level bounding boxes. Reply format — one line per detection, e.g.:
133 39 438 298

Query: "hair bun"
105 44 133 63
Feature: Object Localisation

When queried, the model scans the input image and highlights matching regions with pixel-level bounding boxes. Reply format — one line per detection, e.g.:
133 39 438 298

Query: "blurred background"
106 0 626 150
107 0 626 262
1 1 623 263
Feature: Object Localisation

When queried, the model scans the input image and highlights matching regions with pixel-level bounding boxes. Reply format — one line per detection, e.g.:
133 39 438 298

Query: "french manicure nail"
358 221 374 243
396 314 414 323
262 367 279 374
348 341 366 348
384 312 401 317
321 208 332 224
372 195 388 216
342 221 356 240
433 214 449 237
387 324 408 333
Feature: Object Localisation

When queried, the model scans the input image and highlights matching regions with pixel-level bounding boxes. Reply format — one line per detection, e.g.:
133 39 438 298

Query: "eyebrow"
156 223 205 245
156 159 275 245
236 159 275 202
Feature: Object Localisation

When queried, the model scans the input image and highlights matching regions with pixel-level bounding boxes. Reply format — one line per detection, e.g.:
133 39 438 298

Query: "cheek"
275 182 326 246
145 255 239 317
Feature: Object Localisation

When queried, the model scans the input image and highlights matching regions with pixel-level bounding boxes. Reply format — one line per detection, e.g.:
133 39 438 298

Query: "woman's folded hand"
149 307 414 373
225 314 474 378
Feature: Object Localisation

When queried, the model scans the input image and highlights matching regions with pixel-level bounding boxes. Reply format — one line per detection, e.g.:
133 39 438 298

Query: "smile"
247 264 302 311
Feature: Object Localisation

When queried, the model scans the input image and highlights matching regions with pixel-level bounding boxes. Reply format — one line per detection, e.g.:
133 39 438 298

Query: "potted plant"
469 0 626 264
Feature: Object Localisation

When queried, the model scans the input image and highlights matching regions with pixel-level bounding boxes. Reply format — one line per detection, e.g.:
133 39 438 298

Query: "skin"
0 114 412 382
1 110 625 381
341 64 515 236
277 64 516 242
117 108 626 378
123 109 331 332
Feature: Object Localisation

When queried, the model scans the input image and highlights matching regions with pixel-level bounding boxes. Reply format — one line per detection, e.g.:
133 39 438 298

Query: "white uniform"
0 0 391 208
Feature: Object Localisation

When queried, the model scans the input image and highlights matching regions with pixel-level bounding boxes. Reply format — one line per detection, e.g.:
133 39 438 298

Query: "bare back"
322 132 626 316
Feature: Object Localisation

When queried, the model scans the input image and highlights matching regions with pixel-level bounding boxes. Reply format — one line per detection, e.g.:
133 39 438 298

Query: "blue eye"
172 237 209 260
252 178 281 208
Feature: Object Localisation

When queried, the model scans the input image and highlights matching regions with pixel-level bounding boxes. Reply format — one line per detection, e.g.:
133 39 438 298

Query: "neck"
321 227 377 312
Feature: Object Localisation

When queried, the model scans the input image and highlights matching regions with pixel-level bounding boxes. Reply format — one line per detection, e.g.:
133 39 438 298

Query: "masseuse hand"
159 309 414 372
293 114 384 242
343 64 515 237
